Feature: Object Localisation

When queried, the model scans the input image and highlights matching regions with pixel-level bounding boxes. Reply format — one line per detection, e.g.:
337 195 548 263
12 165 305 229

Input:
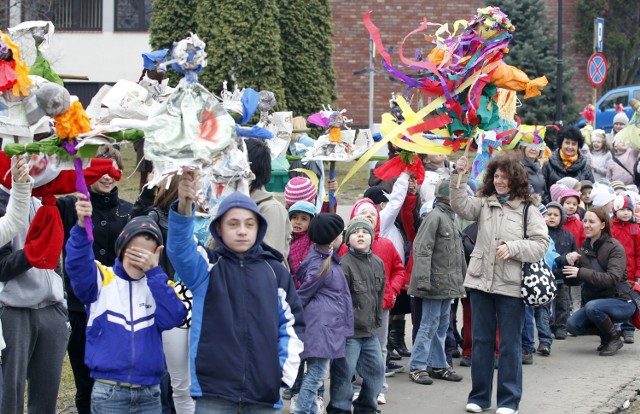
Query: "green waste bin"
265 170 289 193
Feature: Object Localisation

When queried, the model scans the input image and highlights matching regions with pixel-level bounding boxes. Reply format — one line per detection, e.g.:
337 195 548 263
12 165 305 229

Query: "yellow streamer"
337 61 498 194
289 168 319 191
390 136 452 154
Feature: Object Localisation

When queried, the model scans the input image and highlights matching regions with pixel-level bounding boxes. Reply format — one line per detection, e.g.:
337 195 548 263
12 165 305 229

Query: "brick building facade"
328 0 592 127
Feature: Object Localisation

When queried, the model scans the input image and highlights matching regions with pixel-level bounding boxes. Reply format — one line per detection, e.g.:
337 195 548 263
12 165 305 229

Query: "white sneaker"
352 392 359 402
466 403 489 413
377 393 386 404
496 408 519 414
316 397 326 414
289 394 298 414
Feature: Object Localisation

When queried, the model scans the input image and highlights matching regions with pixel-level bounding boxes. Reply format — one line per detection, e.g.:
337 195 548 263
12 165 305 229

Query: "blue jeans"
291 360 326 398
408 299 450 370
567 298 636 335
522 305 553 352
352 309 389 395
534 305 553 346
195 397 280 413
91 381 161 414
522 306 535 353
295 358 329 414
621 321 636 334
327 336 384 414
468 290 525 412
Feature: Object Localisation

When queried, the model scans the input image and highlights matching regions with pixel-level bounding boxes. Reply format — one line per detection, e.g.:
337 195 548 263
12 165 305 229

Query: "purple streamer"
62 140 93 241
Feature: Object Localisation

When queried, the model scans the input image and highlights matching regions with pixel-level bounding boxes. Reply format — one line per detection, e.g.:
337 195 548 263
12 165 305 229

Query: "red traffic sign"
588 53 608 87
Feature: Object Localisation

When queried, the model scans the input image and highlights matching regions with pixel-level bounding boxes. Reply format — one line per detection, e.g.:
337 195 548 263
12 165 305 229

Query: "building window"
23 0 103 31
115 0 151 32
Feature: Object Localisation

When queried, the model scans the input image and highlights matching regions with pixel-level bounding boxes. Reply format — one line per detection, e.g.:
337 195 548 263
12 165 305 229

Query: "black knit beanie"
115 216 164 259
307 213 344 245
363 186 389 205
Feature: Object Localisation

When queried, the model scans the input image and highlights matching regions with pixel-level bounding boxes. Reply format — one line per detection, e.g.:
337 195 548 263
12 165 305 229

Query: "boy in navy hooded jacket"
167 175 305 413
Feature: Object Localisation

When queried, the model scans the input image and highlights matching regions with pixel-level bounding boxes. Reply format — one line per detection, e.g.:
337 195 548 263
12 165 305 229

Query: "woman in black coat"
542 127 594 203
558 207 635 356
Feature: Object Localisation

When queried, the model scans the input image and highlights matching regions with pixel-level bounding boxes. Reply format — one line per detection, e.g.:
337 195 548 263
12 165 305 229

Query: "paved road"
284 321 640 414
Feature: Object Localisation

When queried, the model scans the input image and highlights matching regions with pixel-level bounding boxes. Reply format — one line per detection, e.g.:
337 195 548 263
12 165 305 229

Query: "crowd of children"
3 118 640 414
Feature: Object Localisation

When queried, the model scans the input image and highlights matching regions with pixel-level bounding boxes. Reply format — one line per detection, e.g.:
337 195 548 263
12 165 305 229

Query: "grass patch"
57 355 76 413
629 400 640 414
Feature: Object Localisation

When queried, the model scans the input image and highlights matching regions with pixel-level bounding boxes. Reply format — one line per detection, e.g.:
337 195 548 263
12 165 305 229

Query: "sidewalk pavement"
322 204 640 413
285 307 640 414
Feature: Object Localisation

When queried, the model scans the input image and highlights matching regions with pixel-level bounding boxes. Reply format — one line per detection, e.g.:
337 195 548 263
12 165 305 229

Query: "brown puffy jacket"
565 235 632 303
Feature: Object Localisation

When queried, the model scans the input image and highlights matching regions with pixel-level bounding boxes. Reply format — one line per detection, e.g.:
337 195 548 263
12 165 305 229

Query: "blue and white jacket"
64 224 187 386
166 192 305 409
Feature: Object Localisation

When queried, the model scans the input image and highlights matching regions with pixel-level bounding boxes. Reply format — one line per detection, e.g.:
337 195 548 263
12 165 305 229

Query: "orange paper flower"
54 101 91 139
328 127 342 143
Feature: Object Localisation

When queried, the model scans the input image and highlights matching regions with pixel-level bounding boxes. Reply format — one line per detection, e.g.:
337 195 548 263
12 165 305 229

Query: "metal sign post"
591 17 605 128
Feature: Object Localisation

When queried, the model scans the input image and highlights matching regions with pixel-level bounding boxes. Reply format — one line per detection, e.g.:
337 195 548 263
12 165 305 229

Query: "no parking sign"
588 53 608 87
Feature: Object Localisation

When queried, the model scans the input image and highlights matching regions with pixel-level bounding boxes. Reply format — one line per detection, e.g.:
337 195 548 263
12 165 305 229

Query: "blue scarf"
496 194 511 204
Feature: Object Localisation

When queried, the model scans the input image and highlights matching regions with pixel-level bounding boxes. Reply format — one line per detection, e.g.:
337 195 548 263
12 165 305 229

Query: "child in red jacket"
611 194 640 344
559 188 586 248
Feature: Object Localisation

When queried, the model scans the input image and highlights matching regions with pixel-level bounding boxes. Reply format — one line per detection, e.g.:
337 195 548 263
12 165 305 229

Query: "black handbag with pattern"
521 203 557 306
173 280 193 328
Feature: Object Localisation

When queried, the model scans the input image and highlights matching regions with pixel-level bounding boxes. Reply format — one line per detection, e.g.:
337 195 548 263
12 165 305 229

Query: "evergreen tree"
149 0 198 84
486 0 578 125
575 0 640 89
279 0 336 117
196 0 287 109
150 0 198 50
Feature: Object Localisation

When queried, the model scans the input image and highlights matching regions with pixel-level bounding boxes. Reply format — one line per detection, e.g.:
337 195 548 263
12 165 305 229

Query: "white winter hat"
613 111 629 125
591 184 616 208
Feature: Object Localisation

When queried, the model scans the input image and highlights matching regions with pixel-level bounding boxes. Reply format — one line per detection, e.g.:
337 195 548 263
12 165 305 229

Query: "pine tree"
150 0 198 50
196 0 287 109
149 0 198 84
279 0 336 117
486 0 578 125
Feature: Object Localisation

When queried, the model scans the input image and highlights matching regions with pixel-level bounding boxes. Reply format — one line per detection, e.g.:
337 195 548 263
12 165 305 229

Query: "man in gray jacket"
0 188 69 414
408 178 466 385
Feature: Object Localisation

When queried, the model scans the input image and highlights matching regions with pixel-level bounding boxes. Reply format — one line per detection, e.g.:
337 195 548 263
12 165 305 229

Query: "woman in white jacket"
451 155 549 414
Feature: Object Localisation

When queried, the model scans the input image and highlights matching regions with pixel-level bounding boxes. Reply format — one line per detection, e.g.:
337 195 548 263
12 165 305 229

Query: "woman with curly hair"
451 155 549 414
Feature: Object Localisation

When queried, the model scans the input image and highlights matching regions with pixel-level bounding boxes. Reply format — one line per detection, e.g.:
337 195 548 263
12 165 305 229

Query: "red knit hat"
284 176 317 206
613 194 634 213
